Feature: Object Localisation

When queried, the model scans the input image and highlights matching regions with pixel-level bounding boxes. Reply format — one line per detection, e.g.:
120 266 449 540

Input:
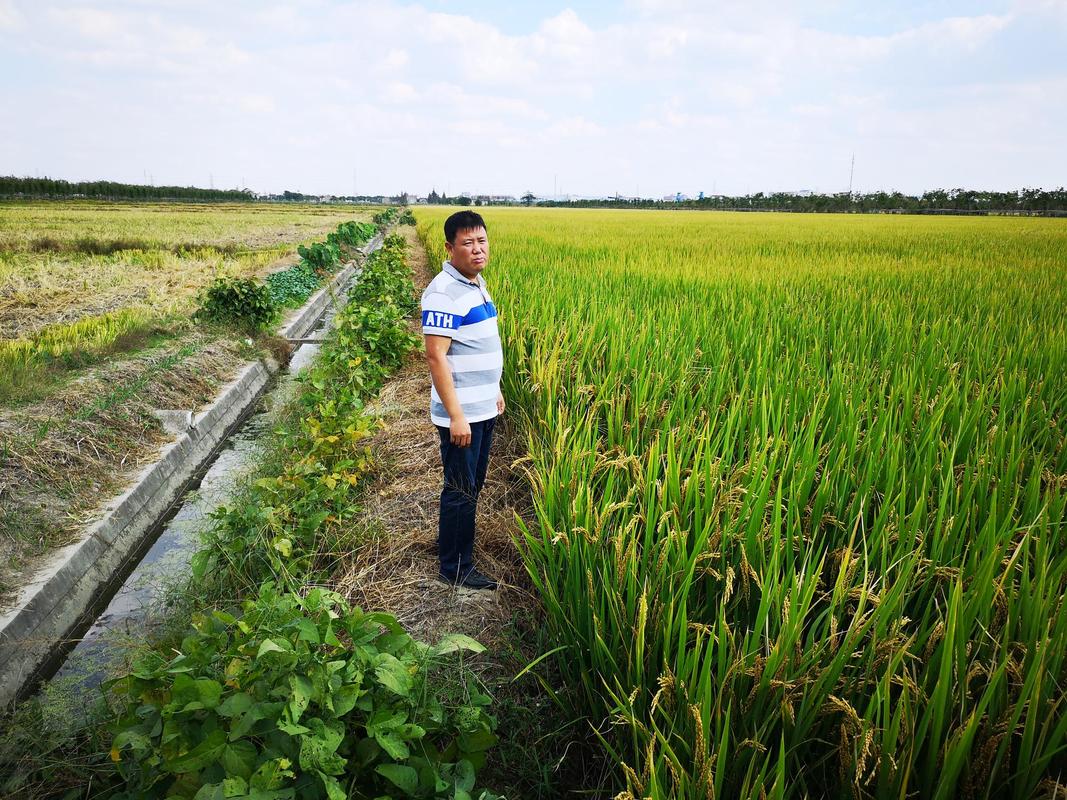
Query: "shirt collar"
443 260 482 287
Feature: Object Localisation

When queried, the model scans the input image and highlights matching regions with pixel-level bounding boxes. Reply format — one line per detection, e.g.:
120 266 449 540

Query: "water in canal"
48 332 329 693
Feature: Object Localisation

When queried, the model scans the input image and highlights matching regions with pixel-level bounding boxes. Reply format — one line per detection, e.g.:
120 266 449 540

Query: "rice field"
0 201 371 403
417 208 1067 799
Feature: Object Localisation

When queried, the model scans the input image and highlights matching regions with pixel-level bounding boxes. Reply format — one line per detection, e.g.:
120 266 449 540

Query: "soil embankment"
333 225 530 644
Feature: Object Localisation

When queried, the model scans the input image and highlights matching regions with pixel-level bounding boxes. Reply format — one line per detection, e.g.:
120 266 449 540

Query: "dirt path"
332 225 532 647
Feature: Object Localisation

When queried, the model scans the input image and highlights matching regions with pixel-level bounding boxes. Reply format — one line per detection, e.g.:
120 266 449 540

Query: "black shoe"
437 567 498 590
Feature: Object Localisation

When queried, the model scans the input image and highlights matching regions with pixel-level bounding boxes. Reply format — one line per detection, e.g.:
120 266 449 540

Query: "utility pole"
209 173 214 190
848 153 855 195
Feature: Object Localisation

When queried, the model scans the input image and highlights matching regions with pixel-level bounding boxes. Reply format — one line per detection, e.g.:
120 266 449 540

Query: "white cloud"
644 24 690 58
545 116 604 138
382 81 419 104
239 94 276 114
1013 0 1067 21
382 48 409 70
2 1 1063 196
0 0 23 31
423 12 539 84
894 14 1013 50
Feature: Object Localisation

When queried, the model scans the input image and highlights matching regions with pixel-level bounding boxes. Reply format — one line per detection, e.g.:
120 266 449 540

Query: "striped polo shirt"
421 261 502 427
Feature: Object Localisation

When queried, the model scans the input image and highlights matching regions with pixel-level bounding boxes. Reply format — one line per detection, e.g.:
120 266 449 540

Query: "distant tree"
521 192 536 206
457 195 472 206
0 175 254 202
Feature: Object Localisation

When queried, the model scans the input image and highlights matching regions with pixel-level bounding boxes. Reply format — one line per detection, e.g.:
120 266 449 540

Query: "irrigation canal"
29 250 372 701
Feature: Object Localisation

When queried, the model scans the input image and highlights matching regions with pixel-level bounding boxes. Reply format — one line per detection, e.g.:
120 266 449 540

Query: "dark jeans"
436 416 495 577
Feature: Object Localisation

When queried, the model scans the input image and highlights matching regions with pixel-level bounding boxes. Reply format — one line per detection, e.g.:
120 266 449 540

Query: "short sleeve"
421 290 462 336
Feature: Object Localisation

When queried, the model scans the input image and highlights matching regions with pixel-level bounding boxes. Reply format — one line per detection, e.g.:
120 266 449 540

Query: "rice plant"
0 308 155 402
417 208 1067 799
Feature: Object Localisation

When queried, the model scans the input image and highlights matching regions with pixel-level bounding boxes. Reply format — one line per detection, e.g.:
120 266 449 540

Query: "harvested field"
0 201 377 600
0 202 374 404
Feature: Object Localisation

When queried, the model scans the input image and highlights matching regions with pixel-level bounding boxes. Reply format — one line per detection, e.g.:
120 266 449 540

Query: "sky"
1 0 1065 198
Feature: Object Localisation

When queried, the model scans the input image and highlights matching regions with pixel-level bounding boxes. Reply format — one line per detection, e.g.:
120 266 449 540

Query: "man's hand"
496 392 505 416
450 417 472 447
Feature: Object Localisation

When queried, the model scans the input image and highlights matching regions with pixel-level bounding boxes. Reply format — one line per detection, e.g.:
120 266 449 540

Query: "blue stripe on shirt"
422 309 462 330
461 302 498 326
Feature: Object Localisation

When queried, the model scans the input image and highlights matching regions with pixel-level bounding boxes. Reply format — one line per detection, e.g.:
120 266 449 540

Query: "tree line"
4 176 1065 214
536 187 1067 215
0 177 418 205
0 175 254 202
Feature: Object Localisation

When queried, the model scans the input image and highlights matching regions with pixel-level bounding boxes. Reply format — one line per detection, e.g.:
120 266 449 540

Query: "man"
421 210 504 590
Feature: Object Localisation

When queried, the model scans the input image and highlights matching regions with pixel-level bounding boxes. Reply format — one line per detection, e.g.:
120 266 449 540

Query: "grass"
416 207 1067 799
0 200 366 253
0 201 378 405
0 309 164 405
0 224 406 799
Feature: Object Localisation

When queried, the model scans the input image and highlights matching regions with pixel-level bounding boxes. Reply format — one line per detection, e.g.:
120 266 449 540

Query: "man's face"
445 226 489 279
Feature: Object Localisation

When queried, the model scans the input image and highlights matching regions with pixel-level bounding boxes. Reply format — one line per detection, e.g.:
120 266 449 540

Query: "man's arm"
425 334 471 447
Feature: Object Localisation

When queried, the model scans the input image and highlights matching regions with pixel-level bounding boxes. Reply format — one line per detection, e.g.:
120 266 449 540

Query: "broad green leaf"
316 771 347 800
374 731 410 761
291 618 320 644
230 702 278 741
396 723 426 741
217 692 253 718
332 683 363 716
249 757 294 790
432 634 486 656
374 653 413 696
366 707 405 734
458 730 498 753
299 718 345 774
220 740 258 780
288 674 313 722
257 639 286 659
167 729 226 774
195 678 224 709
276 720 310 736
376 764 419 794
453 759 476 792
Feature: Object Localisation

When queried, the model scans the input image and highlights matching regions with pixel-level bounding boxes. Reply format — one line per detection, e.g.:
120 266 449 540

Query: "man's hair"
444 210 487 244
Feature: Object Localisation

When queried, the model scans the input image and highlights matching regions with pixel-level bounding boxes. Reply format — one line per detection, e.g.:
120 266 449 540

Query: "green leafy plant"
373 208 400 227
195 277 279 330
194 236 419 595
328 221 378 250
297 241 340 273
107 583 500 800
267 264 323 308
399 209 416 226
350 234 419 317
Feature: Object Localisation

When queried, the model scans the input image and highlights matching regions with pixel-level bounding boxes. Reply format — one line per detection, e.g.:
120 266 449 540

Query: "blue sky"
1 0 1064 197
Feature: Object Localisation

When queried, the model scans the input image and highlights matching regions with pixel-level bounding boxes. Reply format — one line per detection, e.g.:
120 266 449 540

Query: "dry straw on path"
331 225 531 648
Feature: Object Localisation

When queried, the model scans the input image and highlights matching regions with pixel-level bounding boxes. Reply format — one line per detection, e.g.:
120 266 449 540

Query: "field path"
332 225 531 647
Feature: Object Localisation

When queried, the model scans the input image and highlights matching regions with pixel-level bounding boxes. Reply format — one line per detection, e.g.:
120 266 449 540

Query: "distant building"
472 194 517 205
